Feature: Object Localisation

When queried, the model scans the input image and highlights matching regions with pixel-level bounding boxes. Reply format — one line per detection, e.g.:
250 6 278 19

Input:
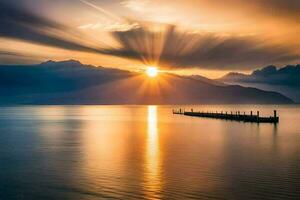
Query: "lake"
0 105 300 200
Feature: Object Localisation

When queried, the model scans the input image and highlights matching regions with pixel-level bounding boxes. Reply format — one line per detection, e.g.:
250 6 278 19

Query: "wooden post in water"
173 108 279 123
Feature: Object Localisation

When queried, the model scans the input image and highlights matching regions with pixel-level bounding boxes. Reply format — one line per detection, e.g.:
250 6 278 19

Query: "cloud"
122 0 300 23
0 50 41 64
79 0 121 21
1 1 300 70
78 0 140 32
250 0 300 22
0 50 23 57
79 21 139 32
102 24 300 70
121 0 150 12
0 2 107 55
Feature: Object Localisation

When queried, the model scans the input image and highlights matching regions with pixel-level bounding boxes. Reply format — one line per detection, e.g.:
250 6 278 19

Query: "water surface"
0 105 300 200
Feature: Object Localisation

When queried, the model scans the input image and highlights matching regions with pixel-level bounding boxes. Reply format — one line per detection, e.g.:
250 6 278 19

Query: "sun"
146 67 158 77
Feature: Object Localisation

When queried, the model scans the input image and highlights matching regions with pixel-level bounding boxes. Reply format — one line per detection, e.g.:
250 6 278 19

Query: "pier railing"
173 109 279 123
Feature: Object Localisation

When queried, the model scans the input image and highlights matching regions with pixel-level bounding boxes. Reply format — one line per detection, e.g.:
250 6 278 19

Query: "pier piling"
173 109 279 124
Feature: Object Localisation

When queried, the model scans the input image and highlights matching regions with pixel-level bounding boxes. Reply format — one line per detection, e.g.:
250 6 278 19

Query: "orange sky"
1 0 300 78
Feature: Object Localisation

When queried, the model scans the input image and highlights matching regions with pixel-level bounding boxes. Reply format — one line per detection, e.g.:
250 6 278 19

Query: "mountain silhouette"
219 64 300 102
0 60 293 104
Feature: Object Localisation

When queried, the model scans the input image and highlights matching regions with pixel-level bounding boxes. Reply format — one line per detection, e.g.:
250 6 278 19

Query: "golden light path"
145 105 162 199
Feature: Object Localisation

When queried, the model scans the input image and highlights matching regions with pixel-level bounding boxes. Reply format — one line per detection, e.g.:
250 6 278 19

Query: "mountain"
188 75 226 86
0 60 293 104
219 64 300 102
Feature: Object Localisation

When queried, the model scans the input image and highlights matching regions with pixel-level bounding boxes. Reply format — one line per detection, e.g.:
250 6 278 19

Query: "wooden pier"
173 109 279 123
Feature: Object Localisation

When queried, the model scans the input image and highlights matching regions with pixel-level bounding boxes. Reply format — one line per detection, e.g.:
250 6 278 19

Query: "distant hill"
219 64 300 102
188 75 226 86
0 60 293 104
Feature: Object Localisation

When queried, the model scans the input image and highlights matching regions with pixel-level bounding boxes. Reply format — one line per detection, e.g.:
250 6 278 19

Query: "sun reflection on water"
145 105 162 199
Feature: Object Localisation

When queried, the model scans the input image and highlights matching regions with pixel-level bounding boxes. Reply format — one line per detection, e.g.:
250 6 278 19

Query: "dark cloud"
0 50 23 57
206 0 300 22
254 0 300 22
0 2 106 55
0 50 41 64
103 24 300 70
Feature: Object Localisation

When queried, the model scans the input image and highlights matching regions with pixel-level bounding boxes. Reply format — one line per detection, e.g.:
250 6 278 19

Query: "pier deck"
173 109 279 123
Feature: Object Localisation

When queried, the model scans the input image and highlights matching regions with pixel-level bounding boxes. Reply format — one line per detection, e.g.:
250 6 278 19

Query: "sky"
1 0 300 78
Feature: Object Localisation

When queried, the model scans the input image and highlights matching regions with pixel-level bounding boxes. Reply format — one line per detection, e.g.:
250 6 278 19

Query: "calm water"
0 105 300 200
